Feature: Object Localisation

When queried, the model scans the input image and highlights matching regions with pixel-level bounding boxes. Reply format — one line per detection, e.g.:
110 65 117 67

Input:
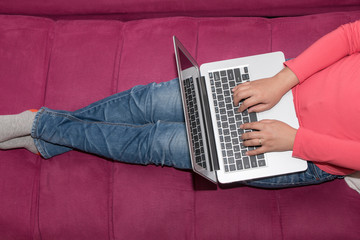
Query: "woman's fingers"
241 129 262 140
245 146 267 156
239 120 297 155
232 83 251 107
240 121 263 131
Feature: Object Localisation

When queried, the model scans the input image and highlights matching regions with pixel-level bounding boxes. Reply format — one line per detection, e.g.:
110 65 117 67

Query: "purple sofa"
1 1 360 239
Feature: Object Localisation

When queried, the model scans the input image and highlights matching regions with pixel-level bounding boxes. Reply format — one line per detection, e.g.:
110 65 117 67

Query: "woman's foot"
0 135 38 154
0 110 37 142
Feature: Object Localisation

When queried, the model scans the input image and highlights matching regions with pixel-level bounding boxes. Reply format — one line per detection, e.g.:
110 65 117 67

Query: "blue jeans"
31 79 340 188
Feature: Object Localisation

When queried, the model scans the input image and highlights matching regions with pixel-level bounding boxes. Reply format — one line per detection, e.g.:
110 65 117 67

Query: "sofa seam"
275 191 285 240
31 21 56 240
30 156 42 240
113 22 125 94
195 19 200 60
270 19 273 52
41 23 56 107
108 22 125 240
108 160 115 240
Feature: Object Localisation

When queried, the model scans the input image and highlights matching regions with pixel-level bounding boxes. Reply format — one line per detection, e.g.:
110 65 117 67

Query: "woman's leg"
30 79 191 168
70 78 184 124
242 162 341 189
32 110 191 169
1 79 184 157
31 78 185 157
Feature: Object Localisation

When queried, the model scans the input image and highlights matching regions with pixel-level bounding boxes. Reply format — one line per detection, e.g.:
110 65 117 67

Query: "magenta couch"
1 1 360 239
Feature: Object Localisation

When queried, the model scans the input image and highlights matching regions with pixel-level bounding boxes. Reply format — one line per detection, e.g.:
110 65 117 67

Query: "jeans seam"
31 108 51 159
74 85 148 115
311 164 321 180
31 107 44 139
43 109 155 128
247 179 323 188
33 138 50 159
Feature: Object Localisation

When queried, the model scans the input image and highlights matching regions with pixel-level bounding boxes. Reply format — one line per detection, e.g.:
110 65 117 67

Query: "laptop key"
242 74 250 81
249 112 258 122
229 164 236 172
258 160 266 167
250 155 258 168
236 160 243 170
234 68 242 83
227 69 234 80
243 117 250 123
243 157 251 169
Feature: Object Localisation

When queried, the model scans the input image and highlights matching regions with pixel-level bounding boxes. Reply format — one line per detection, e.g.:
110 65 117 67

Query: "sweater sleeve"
293 127 360 172
285 20 360 83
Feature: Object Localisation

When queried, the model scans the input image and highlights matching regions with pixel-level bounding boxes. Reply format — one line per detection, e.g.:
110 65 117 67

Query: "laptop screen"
173 36 218 183
174 39 200 83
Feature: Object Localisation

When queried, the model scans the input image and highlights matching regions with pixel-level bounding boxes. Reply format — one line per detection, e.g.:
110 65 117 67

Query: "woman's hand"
232 67 299 113
240 120 297 156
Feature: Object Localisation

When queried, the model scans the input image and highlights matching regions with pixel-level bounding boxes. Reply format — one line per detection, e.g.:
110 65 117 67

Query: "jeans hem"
31 107 50 159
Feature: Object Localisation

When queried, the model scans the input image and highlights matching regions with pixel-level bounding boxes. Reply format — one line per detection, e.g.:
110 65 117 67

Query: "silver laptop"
173 36 307 184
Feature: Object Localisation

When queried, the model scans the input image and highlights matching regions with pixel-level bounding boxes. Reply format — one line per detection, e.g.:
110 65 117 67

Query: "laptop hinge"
196 76 220 171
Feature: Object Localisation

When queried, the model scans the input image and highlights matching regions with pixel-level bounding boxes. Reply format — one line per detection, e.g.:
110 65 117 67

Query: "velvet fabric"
1 0 360 20
0 4 360 240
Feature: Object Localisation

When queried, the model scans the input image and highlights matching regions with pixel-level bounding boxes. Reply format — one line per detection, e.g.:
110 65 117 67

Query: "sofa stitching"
276 191 284 240
31 156 42 240
113 22 125 94
42 23 56 107
108 22 125 240
108 159 115 240
270 19 273 52
31 21 56 240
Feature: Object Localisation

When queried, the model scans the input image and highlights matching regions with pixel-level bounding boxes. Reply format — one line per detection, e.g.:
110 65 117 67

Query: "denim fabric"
31 79 191 169
31 78 340 187
243 161 341 189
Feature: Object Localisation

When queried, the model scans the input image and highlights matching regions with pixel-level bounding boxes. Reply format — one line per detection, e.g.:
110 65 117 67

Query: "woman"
1 20 359 189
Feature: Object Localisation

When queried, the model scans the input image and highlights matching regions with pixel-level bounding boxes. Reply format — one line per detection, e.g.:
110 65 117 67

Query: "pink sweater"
285 20 360 176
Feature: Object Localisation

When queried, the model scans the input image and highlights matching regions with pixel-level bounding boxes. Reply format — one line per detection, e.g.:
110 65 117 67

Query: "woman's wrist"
274 67 300 94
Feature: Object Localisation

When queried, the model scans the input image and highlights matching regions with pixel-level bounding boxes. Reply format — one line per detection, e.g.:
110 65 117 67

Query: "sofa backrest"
1 0 360 20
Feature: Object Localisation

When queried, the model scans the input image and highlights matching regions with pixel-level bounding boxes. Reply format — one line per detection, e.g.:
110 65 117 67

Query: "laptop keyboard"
184 77 207 169
209 66 266 172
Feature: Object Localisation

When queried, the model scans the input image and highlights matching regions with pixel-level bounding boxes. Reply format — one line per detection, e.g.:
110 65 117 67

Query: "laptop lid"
173 36 218 183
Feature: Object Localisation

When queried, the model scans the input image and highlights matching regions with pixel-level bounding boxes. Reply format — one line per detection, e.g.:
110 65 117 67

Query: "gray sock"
0 136 38 154
0 111 37 142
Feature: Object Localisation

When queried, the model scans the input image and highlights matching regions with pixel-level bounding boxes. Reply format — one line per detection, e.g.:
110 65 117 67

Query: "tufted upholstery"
1 2 360 239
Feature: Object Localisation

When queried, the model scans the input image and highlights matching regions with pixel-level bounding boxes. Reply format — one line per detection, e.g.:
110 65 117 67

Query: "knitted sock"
0 110 37 142
0 136 38 154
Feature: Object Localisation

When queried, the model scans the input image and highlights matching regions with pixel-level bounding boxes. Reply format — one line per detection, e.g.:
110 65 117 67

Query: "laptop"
173 36 308 184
